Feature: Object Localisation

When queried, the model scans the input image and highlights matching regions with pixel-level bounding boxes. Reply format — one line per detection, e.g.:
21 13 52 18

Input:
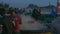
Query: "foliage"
0 3 9 8
4 3 9 8
0 3 3 8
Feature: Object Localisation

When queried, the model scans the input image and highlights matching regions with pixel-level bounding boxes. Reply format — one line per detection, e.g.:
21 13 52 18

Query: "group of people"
0 8 22 34
0 7 41 34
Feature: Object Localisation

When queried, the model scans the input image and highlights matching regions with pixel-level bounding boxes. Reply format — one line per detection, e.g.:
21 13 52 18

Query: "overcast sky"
0 0 58 8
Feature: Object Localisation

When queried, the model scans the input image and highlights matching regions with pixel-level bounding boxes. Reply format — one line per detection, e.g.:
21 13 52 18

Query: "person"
10 10 22 34
32 8 41 20
2 10 13 34
0 8 8 34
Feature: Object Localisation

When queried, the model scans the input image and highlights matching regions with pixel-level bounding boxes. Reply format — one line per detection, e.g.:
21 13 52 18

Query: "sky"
0 0 58 8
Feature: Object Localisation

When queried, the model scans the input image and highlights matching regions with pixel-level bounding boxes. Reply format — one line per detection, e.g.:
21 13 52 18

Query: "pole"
49 1 51 15
55 0 58 16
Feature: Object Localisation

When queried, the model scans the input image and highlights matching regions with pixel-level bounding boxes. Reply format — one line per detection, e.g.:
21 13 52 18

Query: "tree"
27 4 39 9
0 3 3 8
4 3 9 11
4 3 9 8
27 4 34 8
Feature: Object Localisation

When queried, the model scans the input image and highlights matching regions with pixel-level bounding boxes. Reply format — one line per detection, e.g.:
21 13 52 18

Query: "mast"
49 1 51 14
57 0 58 6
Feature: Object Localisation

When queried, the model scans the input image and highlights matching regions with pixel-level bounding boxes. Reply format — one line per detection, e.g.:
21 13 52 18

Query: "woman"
10 10 22 34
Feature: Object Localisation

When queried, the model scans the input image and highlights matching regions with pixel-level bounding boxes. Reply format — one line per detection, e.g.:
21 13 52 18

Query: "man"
2 10 13 34
0 8 10 34
10 10 22 34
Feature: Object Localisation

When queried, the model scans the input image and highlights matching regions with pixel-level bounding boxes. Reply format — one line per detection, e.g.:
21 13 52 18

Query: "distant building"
26 4 40 14
40 5 56 15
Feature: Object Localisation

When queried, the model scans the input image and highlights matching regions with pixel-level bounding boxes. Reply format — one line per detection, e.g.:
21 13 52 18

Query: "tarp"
20 15 47 30
40 15 54 23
